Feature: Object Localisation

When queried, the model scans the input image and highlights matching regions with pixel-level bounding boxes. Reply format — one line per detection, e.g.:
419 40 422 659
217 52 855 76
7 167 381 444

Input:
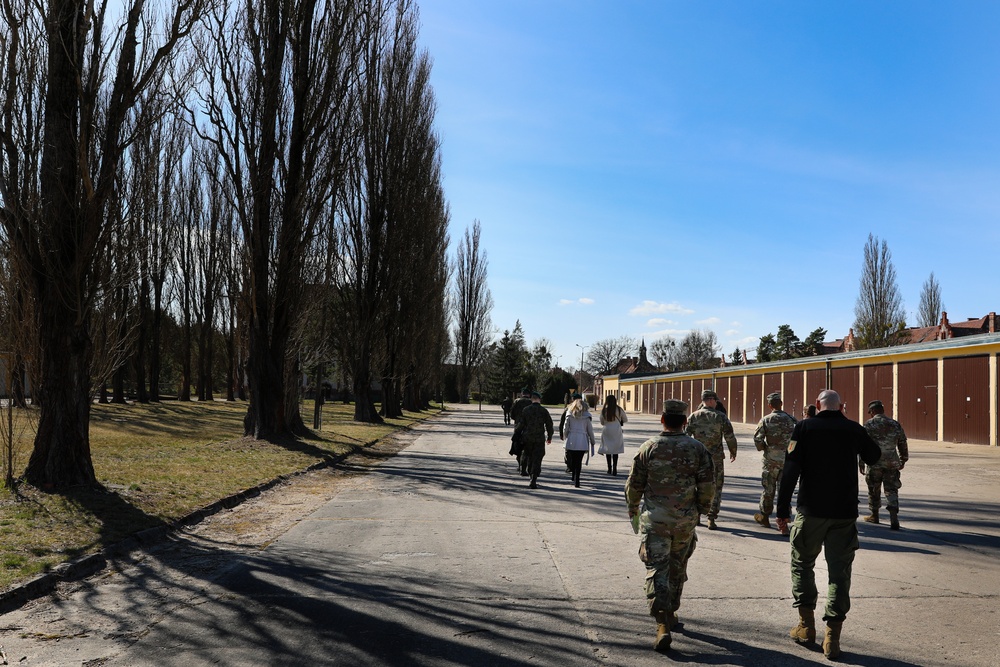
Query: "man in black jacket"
776 389 881 660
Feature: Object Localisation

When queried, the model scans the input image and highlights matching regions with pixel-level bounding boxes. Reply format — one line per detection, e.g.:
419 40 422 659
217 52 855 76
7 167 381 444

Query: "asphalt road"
3 404 999 666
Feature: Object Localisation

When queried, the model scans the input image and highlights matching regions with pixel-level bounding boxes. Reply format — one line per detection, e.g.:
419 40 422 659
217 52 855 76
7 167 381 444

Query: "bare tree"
0 0 206 488
453 220 493 404
676 330 719 370
916 271 944 328
586 336 637 376
853 234 907 349
197 0 362 436
649 335 677 371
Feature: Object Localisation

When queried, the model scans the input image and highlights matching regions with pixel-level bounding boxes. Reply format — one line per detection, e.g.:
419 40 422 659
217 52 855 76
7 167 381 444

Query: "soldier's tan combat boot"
863 511 879 524
707 517 718 530
888 507 900 530
823 620 843 660
653 610 671 651
789 607 816 644
753 512 771 528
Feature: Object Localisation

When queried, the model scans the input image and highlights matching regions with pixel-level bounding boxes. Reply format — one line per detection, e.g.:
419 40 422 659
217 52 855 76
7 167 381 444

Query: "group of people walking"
625 388 909 658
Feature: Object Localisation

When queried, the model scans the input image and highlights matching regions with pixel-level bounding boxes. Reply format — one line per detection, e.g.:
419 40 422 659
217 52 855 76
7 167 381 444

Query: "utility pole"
576 343 588 395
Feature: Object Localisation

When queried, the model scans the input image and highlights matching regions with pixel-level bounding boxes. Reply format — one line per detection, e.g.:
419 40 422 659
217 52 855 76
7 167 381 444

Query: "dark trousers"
567 450 586 484
605 454 619 474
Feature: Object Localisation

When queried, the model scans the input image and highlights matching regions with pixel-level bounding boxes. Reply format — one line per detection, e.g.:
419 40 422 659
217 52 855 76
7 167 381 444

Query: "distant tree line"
0 0 455 489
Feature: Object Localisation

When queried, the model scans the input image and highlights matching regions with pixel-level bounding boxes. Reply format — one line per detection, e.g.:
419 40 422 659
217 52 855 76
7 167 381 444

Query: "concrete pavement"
3 403 1000 666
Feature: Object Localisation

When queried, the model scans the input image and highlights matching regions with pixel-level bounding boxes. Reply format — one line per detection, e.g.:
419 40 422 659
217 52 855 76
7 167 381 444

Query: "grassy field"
0 400 440 592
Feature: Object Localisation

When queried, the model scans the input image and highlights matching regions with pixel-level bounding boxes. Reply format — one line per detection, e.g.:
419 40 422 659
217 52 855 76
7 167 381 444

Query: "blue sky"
417 1 1000 368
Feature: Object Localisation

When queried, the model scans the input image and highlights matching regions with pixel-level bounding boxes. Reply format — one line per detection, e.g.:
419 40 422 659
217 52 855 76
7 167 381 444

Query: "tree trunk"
352 353 382 423
149 281 163 401
312 363 325 430
133 277 149 403
25 303 96 489
11 355 28 409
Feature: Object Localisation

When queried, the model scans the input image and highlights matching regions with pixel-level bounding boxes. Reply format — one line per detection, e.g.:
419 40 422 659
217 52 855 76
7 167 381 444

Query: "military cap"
531 390 542 399
571 392 583 399
701 389 718 400
767 392 782 403
867 399 883 412
662 399 688 415
520 387 531 396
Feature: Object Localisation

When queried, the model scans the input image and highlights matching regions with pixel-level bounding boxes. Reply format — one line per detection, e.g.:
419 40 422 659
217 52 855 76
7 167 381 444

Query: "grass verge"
0 400 440 592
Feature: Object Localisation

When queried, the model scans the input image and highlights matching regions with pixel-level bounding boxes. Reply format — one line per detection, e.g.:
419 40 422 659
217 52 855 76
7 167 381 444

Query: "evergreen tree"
775 324 801 359
757 333 777 362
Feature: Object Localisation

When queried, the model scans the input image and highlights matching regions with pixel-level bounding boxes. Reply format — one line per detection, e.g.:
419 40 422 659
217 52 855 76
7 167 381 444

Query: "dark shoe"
707 517 718 530
888 507 900 530
528 480 537 489
520 469 528 477
574 480 581 488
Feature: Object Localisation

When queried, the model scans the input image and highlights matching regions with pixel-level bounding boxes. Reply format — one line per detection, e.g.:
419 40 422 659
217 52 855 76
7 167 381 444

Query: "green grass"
0 399 440 592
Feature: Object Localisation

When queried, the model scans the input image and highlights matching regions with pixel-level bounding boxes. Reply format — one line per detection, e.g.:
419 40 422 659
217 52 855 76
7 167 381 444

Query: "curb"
0 413 441 616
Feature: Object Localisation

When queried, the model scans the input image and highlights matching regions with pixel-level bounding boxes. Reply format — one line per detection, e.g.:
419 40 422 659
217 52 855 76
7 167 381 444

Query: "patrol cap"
701 389 718 400
520 387 531 396
867 399 883 412
531 390 542 399
662 399 688 415
767 392 782 404
571 392 582 399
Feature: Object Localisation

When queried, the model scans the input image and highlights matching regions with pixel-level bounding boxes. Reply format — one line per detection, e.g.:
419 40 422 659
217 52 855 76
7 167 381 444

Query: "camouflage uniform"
626 420 715 617
514 402 554 484
862 413 909 513
753 407 797 516
510 395 533 472
685 405 738 521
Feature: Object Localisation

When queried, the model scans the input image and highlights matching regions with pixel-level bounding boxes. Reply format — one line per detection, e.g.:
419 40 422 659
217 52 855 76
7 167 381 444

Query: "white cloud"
629 300 694 316
649 328 691 338
559 299 574 305
696 316 722 326
725 329 740 337
578 297 595 305
731 321 742 328
646 318 677 328
559 297 595 306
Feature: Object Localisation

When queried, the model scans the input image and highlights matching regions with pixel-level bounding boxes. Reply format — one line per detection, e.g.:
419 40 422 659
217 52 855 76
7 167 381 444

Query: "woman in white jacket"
562 394 595 488
599 395 627 475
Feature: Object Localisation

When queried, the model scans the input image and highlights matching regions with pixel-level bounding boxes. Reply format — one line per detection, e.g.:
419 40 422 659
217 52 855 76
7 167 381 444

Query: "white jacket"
599 406 628 455
563 402 595 452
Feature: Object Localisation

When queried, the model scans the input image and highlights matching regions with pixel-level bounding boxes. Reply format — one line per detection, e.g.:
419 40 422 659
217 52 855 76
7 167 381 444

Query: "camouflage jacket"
625 432 715 535
685 407 738 459
514 402 554 446
863 414 909 470
511 397 532 424
753 410 796 464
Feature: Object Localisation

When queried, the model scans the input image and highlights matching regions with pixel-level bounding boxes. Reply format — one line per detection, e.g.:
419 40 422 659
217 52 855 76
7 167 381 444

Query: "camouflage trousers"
789 514 858 623
522 441 546 479
759 460 784 516
865 467 902 512
708 454 725 520
639 524 698 616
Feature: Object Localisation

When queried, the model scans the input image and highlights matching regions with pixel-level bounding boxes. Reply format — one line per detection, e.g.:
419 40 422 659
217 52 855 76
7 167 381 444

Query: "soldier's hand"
730 452 737 462
898 460 905 470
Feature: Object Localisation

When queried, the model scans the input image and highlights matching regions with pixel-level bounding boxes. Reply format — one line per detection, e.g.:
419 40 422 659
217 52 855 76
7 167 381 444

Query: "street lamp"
576 343 588 395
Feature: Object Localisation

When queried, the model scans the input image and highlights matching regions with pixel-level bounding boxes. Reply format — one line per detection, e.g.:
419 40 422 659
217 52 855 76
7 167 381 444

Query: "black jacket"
776 410 881 520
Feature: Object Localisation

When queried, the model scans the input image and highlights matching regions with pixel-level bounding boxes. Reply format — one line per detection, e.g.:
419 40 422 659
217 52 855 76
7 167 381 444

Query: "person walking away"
501 395 513 425
510 389 533 475
685 389 738 529
776 389 881 660
625 399 714 652
861 399 909 530
562 395 595 488
753 392 796 533
512 391 553 489
599 395 628 475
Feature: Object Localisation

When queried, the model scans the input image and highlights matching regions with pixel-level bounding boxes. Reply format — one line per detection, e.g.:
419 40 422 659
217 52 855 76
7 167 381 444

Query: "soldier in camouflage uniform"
685 389 738 530
752 392 797 533
861 399 909 530
513 391 553 489
626 399 714 652
510 389 533 475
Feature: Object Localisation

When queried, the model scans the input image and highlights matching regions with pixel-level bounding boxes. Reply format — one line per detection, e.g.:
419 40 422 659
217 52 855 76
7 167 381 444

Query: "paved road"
3 404 1000 666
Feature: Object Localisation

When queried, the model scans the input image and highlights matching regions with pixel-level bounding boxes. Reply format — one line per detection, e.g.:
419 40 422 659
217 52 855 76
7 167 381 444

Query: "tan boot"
823 620 843 660
888 507 900 530
863 511 879 524
653 610 672 651
707 517 718 530
753 512 771 528
789 607 816 644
